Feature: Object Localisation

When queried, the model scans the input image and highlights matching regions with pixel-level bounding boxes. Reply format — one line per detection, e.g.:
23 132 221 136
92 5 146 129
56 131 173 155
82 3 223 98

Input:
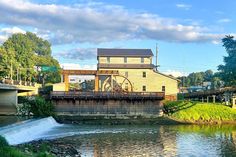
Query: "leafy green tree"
204 70 213 82
0 32 60 83
218 35 236 86
178 70 222 89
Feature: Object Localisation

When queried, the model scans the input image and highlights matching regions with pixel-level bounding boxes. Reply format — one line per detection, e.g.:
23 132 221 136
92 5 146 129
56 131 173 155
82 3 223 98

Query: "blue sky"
0 0 235 76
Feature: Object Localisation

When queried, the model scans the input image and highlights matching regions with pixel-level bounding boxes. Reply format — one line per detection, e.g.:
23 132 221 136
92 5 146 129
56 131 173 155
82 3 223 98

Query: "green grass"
0 136 54 157
164 101 236 123
0 136 26 157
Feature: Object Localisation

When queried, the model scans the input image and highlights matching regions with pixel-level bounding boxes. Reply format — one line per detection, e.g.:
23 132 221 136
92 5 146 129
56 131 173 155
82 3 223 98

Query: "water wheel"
102 75 133 92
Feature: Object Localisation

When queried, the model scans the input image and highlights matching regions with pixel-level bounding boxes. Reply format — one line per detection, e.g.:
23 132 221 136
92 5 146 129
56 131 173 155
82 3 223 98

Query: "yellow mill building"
97 48 179 100
54 48 179 100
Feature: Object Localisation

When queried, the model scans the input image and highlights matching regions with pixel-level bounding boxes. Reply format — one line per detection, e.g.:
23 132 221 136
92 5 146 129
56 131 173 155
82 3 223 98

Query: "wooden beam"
95 75 99 91
64 74 69 92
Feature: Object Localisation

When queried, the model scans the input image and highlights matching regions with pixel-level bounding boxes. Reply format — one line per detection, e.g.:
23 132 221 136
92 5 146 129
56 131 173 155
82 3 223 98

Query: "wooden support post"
111 75 113 92
61 75 64 83
232 96 236 109
95 75 99 91
207 96 209 103
212 95 216 103
202 97 204 103
64 74 69 92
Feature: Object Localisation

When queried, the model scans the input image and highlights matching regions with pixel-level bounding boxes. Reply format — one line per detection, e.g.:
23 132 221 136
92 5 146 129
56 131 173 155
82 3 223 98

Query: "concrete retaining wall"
53 99 163 117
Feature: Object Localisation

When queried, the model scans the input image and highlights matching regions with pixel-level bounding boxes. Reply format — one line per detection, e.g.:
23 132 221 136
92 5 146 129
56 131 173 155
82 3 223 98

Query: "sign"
37 65 58 72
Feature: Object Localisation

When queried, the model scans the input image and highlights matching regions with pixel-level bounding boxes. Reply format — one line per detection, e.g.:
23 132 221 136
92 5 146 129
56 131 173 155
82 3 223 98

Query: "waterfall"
0 116 62 145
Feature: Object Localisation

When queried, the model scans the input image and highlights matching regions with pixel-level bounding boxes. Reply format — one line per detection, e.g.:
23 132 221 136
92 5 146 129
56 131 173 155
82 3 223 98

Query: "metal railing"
50 91 165 100
1 79 35 87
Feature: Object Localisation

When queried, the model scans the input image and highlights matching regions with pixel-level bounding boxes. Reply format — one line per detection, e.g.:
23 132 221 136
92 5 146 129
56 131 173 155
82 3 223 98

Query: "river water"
1 117 236 157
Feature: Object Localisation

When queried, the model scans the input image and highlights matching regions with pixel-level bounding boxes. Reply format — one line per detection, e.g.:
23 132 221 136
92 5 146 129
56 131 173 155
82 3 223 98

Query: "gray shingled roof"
97 48 153 57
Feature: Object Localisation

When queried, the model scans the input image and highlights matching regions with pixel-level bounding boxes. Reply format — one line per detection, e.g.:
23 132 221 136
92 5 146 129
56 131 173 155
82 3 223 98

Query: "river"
1 117 236 156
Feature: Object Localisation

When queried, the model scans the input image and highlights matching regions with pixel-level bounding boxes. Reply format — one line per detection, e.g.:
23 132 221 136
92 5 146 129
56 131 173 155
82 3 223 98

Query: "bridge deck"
50 91 165 100
183 87 236 98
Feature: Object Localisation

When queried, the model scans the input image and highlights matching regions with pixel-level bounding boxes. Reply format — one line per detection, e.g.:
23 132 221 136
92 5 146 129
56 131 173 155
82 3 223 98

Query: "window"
125 71 128 78
142 85 146 92
141 57 144 63
162 86 166 92
124 57 127 63
107 57 110 63
125 83 128 91
143 72 146 78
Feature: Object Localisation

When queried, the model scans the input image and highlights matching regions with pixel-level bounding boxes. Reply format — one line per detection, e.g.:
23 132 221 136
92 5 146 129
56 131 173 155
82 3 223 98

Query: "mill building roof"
97 48 153 57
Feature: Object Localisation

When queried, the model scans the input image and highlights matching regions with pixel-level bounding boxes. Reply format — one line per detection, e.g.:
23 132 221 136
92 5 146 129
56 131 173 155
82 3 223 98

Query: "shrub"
0 136 9 147
18 96 56 117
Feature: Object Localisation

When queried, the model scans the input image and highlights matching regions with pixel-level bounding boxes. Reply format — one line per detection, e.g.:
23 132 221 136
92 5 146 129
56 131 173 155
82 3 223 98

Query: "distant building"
97 48 179 100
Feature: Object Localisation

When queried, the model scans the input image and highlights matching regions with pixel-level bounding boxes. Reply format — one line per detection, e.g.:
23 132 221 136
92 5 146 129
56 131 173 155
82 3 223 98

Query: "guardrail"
1 79 35 87
50 91 165 100
183 87 236 98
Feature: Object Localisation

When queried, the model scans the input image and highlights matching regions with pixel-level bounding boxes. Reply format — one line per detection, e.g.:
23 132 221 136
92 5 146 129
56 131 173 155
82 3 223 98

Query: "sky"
0 0 235 77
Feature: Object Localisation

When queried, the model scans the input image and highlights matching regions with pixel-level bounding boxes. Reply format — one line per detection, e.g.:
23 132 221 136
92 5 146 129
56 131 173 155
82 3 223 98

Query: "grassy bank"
164 101 236 124
0 136 54 157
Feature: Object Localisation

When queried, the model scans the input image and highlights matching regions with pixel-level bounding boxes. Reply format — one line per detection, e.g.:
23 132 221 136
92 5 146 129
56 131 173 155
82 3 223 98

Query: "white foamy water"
0 117 126 145
0 116 62 145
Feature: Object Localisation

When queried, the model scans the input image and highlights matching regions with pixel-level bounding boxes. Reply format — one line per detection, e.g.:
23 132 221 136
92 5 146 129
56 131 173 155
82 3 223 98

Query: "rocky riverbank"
16 137 81 157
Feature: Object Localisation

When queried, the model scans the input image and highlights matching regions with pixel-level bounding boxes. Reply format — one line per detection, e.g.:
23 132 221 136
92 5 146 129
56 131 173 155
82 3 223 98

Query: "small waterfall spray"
0 116 62 145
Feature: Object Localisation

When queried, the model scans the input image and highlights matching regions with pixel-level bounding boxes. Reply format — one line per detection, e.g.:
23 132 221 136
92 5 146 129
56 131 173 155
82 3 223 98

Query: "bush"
18 96 56 117
0 136 9 147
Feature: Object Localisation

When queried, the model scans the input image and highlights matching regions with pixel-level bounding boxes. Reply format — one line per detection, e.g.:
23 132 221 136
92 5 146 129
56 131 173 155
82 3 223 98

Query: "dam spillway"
0 116 62 145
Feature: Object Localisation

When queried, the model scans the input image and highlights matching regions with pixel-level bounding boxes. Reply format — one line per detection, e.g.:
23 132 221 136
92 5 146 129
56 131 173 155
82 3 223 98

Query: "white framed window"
141 57 144 63
142 85 146 91
124 57 127 63
125 71 128 77
107 57 110 63
143 72 146 78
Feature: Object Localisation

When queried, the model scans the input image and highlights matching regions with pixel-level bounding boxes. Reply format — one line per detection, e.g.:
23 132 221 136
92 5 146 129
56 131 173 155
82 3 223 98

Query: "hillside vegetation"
164 101 236 123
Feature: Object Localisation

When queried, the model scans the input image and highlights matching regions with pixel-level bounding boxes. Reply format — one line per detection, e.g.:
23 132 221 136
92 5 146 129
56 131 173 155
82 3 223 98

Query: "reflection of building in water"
79 126 177 157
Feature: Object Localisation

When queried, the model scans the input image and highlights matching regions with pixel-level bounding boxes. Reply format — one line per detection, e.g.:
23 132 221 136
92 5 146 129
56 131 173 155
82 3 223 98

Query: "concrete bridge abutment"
0 90 18 115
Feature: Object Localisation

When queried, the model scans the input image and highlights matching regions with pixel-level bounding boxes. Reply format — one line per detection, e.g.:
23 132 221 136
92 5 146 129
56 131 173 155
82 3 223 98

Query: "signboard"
36 65 58 72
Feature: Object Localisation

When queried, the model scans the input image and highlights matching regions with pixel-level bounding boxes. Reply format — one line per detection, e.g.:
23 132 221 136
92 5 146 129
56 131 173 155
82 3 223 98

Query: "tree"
204 70 213 82
0 32 61 83
218 35 236 86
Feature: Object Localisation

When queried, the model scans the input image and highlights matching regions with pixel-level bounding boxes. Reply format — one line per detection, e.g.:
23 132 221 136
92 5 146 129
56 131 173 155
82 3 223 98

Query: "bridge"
182 87 236 104
0 80 39 115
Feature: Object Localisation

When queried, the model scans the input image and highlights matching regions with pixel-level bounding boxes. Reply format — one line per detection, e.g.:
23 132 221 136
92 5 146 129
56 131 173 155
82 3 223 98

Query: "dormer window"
141 57 144 63
107 57 110 63
124 57 127 63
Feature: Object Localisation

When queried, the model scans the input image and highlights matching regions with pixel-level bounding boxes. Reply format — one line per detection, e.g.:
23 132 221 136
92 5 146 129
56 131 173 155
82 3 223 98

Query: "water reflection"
67 125 236 157
1 117 236 156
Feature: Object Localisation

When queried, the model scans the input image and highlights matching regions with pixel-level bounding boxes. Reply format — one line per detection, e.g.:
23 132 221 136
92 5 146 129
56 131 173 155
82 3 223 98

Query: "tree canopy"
0 32 60 83
218 35 236 86
178 70 222 89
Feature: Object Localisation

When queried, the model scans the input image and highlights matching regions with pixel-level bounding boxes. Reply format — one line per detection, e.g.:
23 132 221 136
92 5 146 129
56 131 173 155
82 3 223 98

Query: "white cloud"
0 26 26 43
217 18 231 23
61 63 96 70
163 70 188 77
0 0 225 44
176 4 192 10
